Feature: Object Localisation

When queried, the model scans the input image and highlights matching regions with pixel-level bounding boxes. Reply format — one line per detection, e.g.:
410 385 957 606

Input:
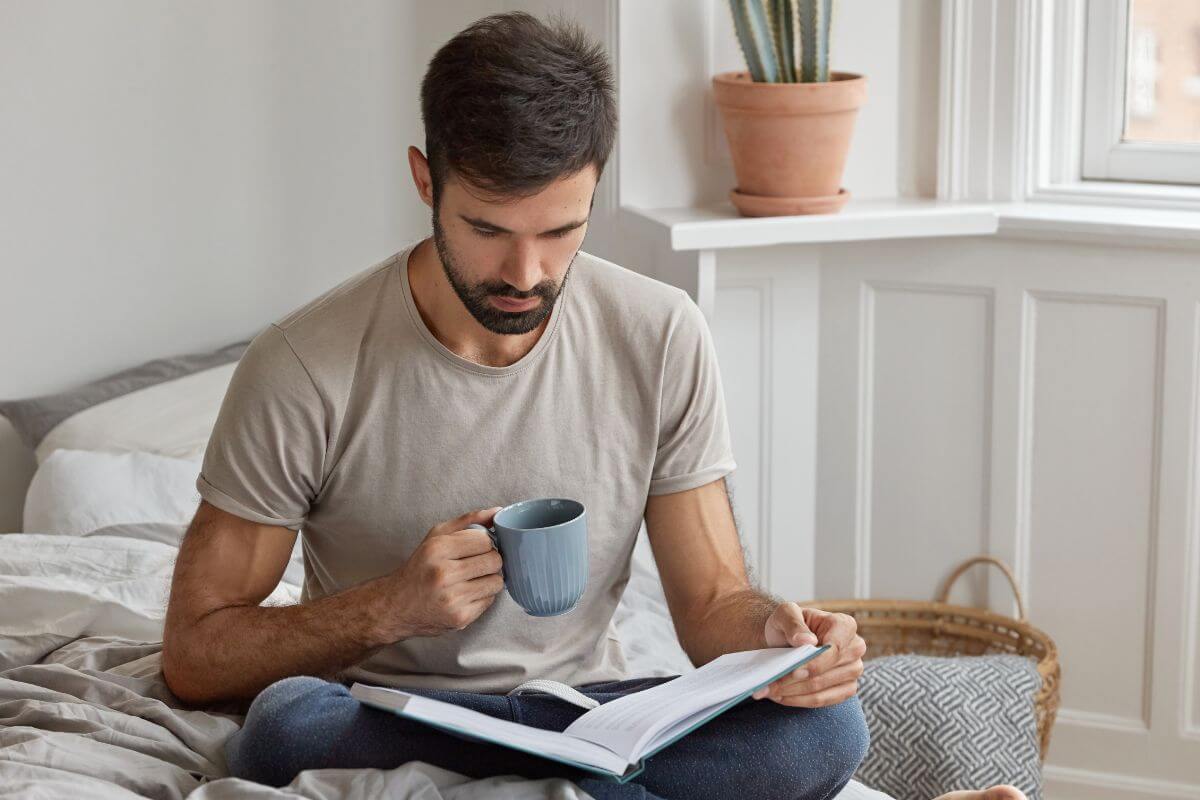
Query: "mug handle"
466 523 499 549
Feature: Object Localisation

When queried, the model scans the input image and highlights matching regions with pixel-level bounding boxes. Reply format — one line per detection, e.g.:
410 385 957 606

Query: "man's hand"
750 602 866 708
380 507 507 641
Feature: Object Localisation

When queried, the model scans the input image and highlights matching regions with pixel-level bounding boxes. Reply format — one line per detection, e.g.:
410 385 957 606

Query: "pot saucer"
729 187 850 217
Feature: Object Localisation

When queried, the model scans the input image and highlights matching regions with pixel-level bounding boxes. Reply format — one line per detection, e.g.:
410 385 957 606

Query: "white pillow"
35 362 236 464
23 449 203 535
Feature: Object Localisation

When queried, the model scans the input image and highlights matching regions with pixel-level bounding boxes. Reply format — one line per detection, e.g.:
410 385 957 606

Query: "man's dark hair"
420 11 616 208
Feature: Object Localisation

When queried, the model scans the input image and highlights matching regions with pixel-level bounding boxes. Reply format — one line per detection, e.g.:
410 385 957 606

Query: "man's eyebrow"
458 214 588 235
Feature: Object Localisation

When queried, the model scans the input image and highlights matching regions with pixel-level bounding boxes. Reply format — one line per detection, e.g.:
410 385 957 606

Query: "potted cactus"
714 0 866 216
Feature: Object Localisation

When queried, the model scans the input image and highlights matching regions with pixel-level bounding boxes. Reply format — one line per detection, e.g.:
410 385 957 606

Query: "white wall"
0 0 507 399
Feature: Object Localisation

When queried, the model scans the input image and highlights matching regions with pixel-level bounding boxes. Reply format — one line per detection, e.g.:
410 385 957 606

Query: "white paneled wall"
711 246 821 599
860 283 994 604
814 233 1200 799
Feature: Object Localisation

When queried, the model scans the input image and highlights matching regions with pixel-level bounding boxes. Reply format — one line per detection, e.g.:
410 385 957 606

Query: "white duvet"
0 531 294 656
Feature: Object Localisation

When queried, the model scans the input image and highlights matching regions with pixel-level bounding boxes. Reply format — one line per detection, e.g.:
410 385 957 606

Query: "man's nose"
501 240 545 294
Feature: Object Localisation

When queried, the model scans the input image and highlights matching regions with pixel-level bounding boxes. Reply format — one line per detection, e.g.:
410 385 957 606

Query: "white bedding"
32 362 237 465
0 524 596 798
0 521 885 799
22 449 205 535
0 529 298 666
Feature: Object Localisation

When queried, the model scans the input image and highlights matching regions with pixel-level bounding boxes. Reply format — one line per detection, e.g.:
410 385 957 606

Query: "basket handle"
936 555 1026 620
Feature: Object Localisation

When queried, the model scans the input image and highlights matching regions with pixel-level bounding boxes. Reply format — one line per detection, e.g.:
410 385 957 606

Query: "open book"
350 644 828 783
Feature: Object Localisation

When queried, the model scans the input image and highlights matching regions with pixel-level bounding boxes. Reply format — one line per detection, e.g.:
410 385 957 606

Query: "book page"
562 645 823 761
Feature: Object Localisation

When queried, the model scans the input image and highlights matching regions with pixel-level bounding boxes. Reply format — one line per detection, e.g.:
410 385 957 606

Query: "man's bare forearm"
677 588 782 667
164 576 398 706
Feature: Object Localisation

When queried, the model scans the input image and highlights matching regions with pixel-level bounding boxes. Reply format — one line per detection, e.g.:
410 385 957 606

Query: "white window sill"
1030 178 1200 211
620 198 998 251
994 201 1200 249
621 197 1200 252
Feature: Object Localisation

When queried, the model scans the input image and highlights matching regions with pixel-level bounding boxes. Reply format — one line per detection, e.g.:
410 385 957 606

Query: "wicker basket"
804 555 1061 761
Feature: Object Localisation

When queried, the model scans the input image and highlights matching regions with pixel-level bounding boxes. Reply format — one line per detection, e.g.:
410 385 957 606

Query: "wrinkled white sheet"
0 525 592 799
0 522 888 799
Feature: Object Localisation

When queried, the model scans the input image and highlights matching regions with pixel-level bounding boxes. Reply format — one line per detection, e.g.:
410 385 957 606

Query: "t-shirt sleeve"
647 292 738 496
196 323 326 530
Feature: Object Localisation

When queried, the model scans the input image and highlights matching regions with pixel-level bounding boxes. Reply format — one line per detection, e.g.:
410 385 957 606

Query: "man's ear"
408 146 434 209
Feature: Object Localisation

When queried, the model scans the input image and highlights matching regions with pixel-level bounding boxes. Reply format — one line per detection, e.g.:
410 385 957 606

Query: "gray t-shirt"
196 238 737 693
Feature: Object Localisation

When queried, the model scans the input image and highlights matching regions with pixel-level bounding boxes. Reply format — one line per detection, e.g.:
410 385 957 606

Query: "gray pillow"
0 339 250 451
854 653 1043 800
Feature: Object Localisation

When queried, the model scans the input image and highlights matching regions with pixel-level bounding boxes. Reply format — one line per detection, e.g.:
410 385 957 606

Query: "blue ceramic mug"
467 498 587 617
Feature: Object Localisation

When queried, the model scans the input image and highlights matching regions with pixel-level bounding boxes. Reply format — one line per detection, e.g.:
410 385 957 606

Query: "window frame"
938 0 1200 211
1081 0 1200 185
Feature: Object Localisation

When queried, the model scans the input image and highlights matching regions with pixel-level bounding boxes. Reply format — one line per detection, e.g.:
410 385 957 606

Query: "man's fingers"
777 602 819 645
802 611 860 674
846 634 867 662
463 572 506 602
754 660 861 699
455 549 505 581
812 634 866 674
803 642 841 676
442 507 503 534
773 680 859 708
773 660 863 696
438 529 497 558
805 608 858 647
468 505 504 521
840 636 867 670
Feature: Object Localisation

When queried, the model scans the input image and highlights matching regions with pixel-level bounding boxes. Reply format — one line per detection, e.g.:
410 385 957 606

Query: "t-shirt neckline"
397 239 570 377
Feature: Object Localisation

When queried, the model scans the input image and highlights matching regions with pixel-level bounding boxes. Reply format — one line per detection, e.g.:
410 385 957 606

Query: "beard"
431 207 575 336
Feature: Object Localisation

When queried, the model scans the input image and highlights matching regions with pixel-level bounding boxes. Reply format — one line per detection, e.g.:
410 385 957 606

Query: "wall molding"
855 281 877 597
713 280 774 585
1044 765 1200 800
936 0 971 201
1185 302 1200 739
1056 708 1150 734
1021 290 1165 731
757 279 774 583
1015 289 1036 611
937 0 1033 202
856 280 997 599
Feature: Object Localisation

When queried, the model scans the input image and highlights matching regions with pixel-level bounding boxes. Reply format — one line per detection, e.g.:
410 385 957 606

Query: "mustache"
490 289 545 301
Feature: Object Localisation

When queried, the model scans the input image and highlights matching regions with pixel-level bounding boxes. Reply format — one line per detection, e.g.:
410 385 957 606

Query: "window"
1081 0 1200 184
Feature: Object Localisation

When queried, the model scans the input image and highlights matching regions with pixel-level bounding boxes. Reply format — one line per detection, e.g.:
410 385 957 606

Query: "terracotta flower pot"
712 70 867 216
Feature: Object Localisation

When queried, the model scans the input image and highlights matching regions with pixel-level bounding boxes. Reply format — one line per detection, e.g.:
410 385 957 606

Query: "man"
162 11 1026 800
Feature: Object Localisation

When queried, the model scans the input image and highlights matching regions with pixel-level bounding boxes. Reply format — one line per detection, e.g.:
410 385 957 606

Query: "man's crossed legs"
226 674 1028 800
226 674 868 799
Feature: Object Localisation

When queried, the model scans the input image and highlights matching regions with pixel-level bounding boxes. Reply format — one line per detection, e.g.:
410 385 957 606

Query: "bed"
0 347 891 799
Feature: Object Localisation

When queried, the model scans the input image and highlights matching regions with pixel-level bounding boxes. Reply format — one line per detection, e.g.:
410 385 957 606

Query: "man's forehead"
448 163 596 200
